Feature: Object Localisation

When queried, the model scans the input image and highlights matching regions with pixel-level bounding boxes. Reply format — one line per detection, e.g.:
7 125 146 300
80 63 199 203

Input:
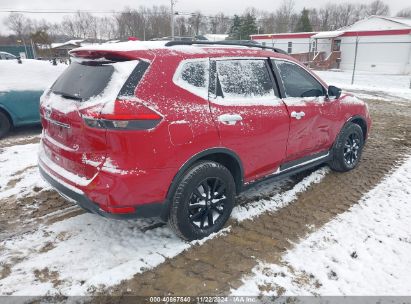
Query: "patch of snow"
100 157 128 175
316 70 411 101
0 205 229 296
0 143 49 200
0 214 190 295
232 167 329 221
204 34 229 41
282 96 326 106
311 31 345 39
97 60 139 114
72 40 207 55
191 226 232 246
340 94 365 105
0 60 66 92
211 95 282 106
233 155 411 296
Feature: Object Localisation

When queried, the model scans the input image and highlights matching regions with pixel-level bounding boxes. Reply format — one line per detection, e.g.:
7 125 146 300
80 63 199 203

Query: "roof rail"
164 40 288 55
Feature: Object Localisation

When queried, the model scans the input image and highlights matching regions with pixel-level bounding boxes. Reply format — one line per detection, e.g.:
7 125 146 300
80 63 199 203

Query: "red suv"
38 41 371 240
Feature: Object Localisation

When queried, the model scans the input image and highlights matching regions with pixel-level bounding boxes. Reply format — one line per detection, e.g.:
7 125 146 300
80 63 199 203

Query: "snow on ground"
0 143 49 200
0 60 66 92
0 215 189 295
233 155 411 296
316 70 411 101
0 141 328 295
232 167 328 221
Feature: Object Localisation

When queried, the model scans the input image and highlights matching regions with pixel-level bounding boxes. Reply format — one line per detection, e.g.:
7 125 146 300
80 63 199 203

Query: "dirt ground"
106 97 411 296
0 125 42 149
0 96 410 296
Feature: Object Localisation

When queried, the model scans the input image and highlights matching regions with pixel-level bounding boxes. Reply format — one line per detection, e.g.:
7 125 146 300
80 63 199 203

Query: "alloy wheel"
344 133 361 166
188 177 227 229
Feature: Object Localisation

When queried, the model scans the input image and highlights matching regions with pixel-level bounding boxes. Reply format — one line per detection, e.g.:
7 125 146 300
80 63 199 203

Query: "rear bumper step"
39 164 167 220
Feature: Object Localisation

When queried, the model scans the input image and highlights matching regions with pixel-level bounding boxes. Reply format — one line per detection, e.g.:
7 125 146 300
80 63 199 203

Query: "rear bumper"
39 163 169 220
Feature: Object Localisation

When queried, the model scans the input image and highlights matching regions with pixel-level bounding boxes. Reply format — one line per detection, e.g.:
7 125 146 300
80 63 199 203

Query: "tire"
0 111 11 139
329 122 364 172
169 161 236 240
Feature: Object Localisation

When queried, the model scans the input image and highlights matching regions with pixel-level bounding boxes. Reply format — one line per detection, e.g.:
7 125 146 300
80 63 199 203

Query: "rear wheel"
169 161 235 240
329 123 364 172
0 111 11 139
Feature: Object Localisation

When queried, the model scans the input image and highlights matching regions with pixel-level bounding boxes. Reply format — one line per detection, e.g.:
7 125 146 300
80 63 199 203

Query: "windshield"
51 62 114 101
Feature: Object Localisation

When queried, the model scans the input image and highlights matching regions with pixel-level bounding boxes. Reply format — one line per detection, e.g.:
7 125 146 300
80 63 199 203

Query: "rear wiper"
53 91 83 101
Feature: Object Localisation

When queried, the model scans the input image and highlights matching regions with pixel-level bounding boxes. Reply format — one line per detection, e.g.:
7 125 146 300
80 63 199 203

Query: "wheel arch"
347 115 367 140
0 106 14 128
161 148 244 221
167 148 244 198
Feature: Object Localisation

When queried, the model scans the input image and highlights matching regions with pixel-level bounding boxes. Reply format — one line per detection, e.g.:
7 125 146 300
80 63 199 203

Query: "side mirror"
328 85 342 99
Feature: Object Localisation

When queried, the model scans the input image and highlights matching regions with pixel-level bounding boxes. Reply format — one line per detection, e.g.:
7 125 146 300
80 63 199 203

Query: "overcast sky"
0 0 408 35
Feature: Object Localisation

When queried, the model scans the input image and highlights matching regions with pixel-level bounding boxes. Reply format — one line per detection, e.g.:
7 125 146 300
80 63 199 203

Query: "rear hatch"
40 59 140 181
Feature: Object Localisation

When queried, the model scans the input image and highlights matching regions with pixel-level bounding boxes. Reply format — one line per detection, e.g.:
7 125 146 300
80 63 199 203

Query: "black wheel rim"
343 133 361 166
188 177 227 229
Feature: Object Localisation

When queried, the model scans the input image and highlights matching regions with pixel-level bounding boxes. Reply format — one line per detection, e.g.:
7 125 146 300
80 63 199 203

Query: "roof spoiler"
164 40 288 55
69 49 137 62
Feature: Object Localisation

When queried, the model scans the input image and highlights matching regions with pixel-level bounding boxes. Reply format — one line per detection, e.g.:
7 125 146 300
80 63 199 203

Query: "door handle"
218 114 243 126
290 111 306 120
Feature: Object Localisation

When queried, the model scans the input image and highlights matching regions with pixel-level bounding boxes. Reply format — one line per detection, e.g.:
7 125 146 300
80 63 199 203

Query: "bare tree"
396 7 411 17
308 9 321 31
4 13 30 38
275 0 296 32
214 13 231 34
188 11 206 36
366 0 390 16
1 0 395 43
259 11 276 34
97 16 117 40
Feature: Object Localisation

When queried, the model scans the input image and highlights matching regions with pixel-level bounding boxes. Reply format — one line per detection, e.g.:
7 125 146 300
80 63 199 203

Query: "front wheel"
329 122 364 172
169 161 236 240
0 111 11 139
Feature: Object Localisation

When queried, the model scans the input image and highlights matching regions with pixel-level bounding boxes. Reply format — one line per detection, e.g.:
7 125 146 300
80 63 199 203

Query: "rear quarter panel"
0 90 42 126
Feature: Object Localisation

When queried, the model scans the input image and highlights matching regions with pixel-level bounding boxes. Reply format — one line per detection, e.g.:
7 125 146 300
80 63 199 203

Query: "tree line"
2 0 410 46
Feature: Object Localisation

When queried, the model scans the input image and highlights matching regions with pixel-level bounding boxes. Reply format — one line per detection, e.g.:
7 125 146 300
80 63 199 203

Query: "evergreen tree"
295 8 313 32
227 15 241 40
240 13 258 40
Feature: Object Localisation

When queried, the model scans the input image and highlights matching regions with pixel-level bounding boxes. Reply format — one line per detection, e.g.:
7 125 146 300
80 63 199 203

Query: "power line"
0 9 117 14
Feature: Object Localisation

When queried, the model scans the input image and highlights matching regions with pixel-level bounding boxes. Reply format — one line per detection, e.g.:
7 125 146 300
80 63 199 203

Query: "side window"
216 59 277 99
274 60 325 98
174 60 209 98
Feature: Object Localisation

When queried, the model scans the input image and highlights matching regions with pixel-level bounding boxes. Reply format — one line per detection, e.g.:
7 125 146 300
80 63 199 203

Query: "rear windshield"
51 62 114 101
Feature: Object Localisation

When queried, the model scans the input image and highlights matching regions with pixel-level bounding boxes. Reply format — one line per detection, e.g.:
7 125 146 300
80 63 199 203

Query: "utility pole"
30 39 37 59
351 36 359 85
22 37 28 59
171 0 176 41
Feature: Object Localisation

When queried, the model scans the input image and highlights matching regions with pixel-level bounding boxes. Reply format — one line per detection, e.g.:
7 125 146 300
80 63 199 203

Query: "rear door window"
215 59 277 100
51 62 114 101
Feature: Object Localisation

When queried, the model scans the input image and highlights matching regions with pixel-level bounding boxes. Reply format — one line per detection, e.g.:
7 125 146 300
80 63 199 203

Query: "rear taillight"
81 99 162 130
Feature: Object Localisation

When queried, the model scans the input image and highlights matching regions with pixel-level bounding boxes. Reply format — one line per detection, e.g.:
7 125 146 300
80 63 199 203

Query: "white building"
251 16 411 74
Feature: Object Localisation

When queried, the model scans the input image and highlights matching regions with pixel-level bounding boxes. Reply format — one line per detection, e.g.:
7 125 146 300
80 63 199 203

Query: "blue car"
0 90 43 138
0 59 67 138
